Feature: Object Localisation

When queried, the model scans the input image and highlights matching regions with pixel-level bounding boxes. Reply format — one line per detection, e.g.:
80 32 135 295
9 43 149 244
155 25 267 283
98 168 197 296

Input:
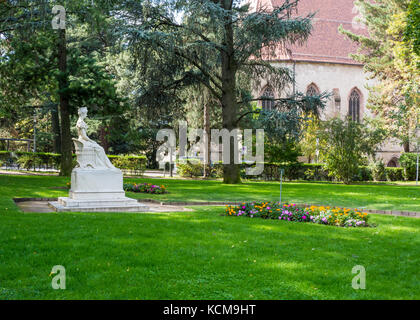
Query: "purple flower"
302 216 307 220
242 206 246 209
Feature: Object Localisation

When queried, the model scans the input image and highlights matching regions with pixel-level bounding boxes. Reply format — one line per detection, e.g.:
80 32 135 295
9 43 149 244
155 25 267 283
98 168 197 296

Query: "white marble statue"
73 107 117 170
48 106 149 212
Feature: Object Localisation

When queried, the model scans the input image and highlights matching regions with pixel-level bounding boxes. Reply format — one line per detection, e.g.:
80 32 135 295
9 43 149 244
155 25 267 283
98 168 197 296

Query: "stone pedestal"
48 168 149 212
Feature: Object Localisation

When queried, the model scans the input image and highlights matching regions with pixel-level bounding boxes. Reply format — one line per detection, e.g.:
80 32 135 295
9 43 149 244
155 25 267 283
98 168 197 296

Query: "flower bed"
224 202 370 227
123 182 167 194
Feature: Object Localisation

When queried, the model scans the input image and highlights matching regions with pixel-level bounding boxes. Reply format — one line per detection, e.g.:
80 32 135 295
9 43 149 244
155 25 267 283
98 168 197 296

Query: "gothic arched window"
306 83 319 97
260 87 275 110
349 89 361 122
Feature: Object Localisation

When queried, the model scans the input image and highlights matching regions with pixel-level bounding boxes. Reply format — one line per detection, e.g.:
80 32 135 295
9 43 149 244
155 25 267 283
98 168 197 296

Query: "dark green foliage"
318 117 386 184
0 0 126 175
405 0 420 55
0 150 146 174
399 152 420 180
116 0 324 184
339 0 418 152
358 166 374 182
385 167 404 181
176 160 204 178
371 160 387 181
108 155 146 176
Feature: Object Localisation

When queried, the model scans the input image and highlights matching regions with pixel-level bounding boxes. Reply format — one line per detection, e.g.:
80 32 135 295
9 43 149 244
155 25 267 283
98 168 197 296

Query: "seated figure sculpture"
74 107 117 170
48 107 148 212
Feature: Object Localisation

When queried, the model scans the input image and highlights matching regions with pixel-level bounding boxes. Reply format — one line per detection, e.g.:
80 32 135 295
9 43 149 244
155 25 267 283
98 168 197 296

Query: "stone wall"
252 61 403 166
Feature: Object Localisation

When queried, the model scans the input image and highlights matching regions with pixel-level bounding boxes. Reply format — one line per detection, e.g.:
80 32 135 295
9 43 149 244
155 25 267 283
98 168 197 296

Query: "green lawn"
0 174 419 299
129 177 420 212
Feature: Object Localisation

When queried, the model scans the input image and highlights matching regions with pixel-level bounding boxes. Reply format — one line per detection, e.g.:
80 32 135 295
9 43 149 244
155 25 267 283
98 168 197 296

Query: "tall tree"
340 0 420 152
0 0 124 174
405 0 419 56
117 0 319 183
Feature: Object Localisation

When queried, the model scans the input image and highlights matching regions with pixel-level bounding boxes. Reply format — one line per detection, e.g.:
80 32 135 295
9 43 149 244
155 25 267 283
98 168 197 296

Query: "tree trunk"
58 29 73 176
99 125 109 153
221 0 240 184
51 103 61 154
403 139 410 153
203 102 211 178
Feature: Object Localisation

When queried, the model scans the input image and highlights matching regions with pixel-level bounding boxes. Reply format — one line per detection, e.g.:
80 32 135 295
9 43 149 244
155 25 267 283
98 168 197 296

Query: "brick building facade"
250 0 403 166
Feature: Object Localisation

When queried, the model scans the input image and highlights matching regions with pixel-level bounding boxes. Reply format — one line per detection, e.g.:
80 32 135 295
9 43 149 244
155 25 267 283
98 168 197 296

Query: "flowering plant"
225 202 370 227
123 182 167 194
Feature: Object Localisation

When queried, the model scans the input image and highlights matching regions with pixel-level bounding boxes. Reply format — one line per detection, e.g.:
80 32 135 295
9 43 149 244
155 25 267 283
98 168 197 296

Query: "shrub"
109 155 146 176
176 160 203 177
16 154 40 170
385 167 404 181
210 163 224 178
399 153 418 180
0 151 146 174
357 166 373 181
225 202 370 227
371 160 387 181
318 117 385 183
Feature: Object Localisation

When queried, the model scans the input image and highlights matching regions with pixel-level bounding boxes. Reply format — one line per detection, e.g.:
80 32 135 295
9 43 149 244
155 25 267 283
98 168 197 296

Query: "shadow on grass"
0 205 419 299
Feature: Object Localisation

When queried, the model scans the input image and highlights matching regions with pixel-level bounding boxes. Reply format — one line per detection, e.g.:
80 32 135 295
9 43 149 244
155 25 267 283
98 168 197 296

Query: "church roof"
254 0 367 65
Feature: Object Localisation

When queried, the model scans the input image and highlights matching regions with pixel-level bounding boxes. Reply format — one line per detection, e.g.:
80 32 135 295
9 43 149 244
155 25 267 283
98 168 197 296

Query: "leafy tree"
299 116 321 163
116 0 320 183
318 117 385 184
256 92 328 164
339 0 419 152
405 0 420 55
0 0 125 174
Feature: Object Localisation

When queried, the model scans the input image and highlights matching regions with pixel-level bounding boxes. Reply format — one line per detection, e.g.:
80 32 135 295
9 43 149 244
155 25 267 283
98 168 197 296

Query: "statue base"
48 168 149 212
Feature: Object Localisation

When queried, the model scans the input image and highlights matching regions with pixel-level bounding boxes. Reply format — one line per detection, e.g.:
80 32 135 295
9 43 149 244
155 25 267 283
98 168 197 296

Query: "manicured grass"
3 174 420 212
0 174 419 299
126 177 420 212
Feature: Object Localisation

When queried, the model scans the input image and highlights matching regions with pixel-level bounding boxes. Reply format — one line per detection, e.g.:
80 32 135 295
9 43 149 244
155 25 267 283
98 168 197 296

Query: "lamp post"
279 168 284 204
416 126 420 186
33 109 37 153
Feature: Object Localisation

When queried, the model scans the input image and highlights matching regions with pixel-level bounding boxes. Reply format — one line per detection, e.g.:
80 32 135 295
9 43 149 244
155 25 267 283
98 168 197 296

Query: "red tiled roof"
257 0 368 65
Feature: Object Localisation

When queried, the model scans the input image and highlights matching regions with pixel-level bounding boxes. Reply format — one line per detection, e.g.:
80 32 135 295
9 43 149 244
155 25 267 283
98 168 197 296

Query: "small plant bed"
123 182 167 194
224 202 371 227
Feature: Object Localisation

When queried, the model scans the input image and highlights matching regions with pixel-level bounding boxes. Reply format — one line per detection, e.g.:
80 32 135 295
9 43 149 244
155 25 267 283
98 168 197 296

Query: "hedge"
176 160 405 182
399 153 419 181
0 151 146 175
108 155 146 176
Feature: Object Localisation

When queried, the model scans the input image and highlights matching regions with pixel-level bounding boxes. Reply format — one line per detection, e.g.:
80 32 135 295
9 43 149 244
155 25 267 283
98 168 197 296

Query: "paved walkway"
16 200 194 213
14 198 420 218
